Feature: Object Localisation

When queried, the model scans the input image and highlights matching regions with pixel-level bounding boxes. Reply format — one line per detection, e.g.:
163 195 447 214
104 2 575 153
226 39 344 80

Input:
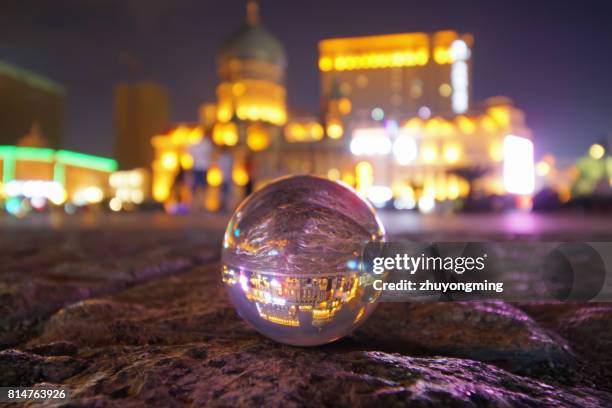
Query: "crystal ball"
222 175 385 346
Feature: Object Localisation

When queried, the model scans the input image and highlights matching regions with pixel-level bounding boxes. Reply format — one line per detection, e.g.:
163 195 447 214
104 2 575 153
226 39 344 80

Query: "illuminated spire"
247 0 259 26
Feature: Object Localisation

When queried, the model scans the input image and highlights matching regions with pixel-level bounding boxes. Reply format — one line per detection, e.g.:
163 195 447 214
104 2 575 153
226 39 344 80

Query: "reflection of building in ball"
222 175 385 346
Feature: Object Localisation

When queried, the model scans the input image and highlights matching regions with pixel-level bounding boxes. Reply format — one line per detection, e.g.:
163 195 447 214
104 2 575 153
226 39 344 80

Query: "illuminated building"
114 81 170 170
216 0 287 127
109 168 150 211
0 61 64 148
152 0 287 205
0 145 117 214
151 1 535 211
290 31 536 206
151 125 200 203
213 0 287 177
318 31 472 120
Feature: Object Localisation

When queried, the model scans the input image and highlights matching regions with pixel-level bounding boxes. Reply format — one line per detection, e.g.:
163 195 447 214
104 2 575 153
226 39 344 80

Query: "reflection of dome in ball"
222 175 385 346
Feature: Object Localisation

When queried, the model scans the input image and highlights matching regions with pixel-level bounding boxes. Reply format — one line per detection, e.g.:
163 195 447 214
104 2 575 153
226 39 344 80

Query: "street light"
589 143 605 160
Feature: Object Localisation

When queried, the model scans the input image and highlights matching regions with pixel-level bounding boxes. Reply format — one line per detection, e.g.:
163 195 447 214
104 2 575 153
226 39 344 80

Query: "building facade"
0 145 117 215
114 81 170 170
151 1 535 212
0 61 64 149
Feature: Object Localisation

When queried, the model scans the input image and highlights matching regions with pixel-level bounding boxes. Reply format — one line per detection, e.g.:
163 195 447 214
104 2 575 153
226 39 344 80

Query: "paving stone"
1 222 611 406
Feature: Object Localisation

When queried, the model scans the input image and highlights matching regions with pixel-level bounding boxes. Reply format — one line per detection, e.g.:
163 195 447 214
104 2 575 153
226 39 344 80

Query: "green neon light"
53 163 66 186
0 146 15 183
0 146 118 179
2 155 15 184
0 146 55 162
0 146 16 157
55 150 117 172
14 147 55 162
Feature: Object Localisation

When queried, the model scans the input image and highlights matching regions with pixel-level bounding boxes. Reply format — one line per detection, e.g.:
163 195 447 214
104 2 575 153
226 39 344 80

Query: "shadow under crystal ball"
221 175 385 346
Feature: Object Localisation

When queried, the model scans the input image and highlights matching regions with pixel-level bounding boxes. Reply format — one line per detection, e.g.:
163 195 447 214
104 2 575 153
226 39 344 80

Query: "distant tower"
215 0 287 154
17 122 50 148
114 81 170 170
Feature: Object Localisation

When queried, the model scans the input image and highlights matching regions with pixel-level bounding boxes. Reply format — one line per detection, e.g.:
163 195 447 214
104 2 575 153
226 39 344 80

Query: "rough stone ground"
1 214 612 407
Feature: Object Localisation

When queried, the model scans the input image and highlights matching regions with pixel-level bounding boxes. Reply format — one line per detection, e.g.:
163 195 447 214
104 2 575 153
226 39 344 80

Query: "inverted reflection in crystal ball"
221 175 385 346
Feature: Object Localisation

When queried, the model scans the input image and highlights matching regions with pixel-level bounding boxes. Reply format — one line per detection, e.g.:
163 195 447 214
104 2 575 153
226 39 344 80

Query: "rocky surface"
1 221 612 407
0 229 218 349
355 302 575 370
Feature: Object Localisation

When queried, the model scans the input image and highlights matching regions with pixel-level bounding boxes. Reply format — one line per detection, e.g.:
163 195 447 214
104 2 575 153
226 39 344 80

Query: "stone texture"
31 266 247 348
0 349 87 386
355 302 574 370
519 302 612 391
0 229 218 348
4 344 612 407
1 220 611 406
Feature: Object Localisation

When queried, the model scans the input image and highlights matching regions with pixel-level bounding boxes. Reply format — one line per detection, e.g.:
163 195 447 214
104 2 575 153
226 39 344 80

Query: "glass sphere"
222 175 385 346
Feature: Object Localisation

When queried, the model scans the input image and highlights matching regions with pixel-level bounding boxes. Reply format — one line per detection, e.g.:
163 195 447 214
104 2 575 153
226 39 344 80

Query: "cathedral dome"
218 1 287 67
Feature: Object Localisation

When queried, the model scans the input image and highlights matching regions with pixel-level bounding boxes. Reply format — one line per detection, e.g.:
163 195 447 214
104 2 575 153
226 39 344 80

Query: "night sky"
1 0 611 161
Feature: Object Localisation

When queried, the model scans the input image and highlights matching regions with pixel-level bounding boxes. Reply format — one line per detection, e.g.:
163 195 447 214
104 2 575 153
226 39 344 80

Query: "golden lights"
153 182 170 202
327 168 340 181
169 126 203 144
442 142 461 164
433 47 453 64
109 168 148 207
319 31 471 71
456 115 476 134
481 115 498 132
217 80 287 125
236 104 286 125
487 106 511 128
217 104 233 122
439 83 452 97
432 31 471 65
180 153 194 170
213 122 239 146
342 172 355 186
247 124 270 151
403 117 423 132
207 166 223 187
205 187 221 211
232 81 246 96
326 120 344 139
447 176 461 200
232 166 249 186
355 161 373 193
318 57 333 71
285 122 324 143
489 141 504 162
417 174 470 202
403 115 502 137
161 152 178 170
109 197 122 212
49 188 68 205
338 97 352 115
319 49 428 72
421 143 437 163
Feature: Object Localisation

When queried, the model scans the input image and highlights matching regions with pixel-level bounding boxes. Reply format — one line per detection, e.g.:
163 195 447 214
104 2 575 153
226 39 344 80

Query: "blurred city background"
1 0 611 227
